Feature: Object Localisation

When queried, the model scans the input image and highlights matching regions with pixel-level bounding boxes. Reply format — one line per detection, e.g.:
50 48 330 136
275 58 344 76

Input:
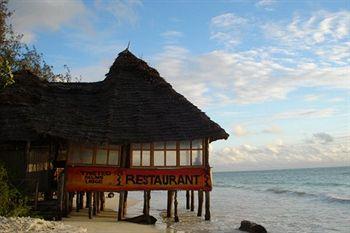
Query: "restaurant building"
0 49 228 221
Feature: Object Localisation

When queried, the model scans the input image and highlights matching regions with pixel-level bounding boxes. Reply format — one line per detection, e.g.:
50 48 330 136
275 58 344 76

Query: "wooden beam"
86 192 90 208
166 191 174 218
204 191 211 221
174 191 179 222
186 190 190 210
190 190 195 211
197 190 203 217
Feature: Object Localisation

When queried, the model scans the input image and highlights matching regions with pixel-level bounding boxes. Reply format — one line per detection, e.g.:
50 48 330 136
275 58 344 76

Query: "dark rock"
239 220 253 231
124 214 157 225
239 220 267 233
251 224 267 233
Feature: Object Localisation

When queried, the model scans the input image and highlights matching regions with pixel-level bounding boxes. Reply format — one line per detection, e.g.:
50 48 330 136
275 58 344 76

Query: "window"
68 144 120 166
130 139 204 168
96 149 108 164
108 150 119 165
131 143 151 167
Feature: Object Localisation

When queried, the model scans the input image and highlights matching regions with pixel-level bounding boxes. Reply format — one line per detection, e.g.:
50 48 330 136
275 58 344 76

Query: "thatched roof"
0 50 229 144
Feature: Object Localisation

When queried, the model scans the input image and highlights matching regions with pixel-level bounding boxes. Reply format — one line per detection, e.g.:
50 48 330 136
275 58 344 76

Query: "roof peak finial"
126 41 131 50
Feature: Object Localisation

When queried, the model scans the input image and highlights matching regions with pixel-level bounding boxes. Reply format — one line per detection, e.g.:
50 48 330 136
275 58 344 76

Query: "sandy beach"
62 193 163 233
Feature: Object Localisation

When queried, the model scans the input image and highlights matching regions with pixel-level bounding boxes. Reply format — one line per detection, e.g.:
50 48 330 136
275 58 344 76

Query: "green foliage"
0 58 14 89
0 162 30 217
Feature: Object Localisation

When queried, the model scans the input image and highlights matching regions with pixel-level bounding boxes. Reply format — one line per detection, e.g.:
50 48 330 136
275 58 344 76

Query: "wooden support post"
174 191 179 222
204 191 211 221
79 192 84 209
69 192 74 213
100 192 105 211
186 190 190 210
143 190 146 214
190 190 195 211
34 180 39 211
144 191 151 217
123 191 128 217
118 191 125 221
197 190 203 217
86 192 90 208
76 192 80 212
96 192 100 214
88 192 92 219
166 191 174 218
93 192 97 216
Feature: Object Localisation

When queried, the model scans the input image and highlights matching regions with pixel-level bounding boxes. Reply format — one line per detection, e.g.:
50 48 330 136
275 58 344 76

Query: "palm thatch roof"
0 50 229 144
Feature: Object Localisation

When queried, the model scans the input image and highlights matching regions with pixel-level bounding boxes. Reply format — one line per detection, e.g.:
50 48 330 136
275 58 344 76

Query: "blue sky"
9 0 350 171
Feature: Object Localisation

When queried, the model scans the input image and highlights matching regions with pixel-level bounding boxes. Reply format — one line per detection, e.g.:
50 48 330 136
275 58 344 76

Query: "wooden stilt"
88 192 92 219
69 192 74 213
143 190 147 214
79 192 84 209
166 191 174 218
145 191 151 217
174 191 179 222
96 192 100 214
34 180 39 211
197 190 203 216
190 190 195 211
118 191 125 221
186 190 190 210
76 192 80 212
204 191 211 220
100 192 105 211
93 192 97 216
123 191 128 217
86 192 90 208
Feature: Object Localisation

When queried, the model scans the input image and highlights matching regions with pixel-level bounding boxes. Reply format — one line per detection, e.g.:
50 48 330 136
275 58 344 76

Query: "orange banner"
65 166 212 192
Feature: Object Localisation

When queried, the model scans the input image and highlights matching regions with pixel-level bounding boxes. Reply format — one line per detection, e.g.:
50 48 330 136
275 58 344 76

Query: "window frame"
68 144 121 167
130 139 205 168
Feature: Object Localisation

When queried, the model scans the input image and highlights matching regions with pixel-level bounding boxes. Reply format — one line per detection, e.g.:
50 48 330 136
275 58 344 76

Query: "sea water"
128 166 350 233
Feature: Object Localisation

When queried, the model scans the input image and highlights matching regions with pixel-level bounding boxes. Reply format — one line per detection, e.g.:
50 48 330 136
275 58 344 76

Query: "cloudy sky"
8 0 350 171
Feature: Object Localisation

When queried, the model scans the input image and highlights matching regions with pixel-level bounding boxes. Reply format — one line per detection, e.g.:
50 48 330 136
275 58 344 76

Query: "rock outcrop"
239 220 267 233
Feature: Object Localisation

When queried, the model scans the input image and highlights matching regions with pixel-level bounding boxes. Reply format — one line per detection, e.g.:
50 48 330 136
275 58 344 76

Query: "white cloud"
274 108 335 120
9 0 88 43
304 94 321 102
262 125 282 134
161 30 183 39
211 134 350 171
232 125 250 137
210 13 248 48
311 132 334 144
255 0 277 11
94 0 142 25
262 10 350 48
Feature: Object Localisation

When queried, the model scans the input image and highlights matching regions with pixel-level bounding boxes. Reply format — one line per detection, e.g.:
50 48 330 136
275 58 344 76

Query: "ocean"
128 166 350 233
